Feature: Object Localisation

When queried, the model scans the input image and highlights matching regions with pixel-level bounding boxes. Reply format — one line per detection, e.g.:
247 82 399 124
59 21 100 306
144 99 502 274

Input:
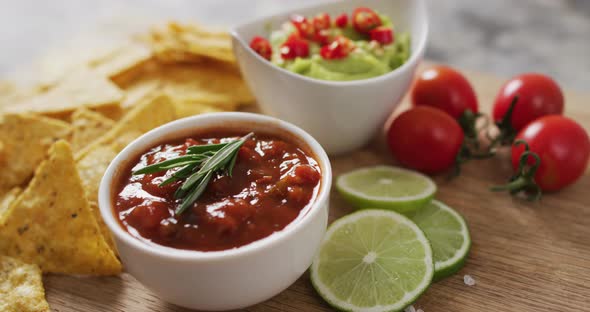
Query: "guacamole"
257 10 411 82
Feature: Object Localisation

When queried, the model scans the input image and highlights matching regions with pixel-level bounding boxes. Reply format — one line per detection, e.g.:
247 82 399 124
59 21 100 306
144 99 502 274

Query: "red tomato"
512 116 589 191
314 29 333 46
493 73 564 131
369 26 394 45
411 65 478 119
129 201 170 230
290 15 315 39
280 35 310 59
334 13 348 28
312 13 331 31
352 7 382 33
320 36 355 60
387 106 465 174
249 36 272 60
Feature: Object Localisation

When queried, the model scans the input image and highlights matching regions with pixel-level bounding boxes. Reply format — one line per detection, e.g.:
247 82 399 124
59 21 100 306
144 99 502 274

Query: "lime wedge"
407 200 471 281
336 166 436 213
311 209 434 312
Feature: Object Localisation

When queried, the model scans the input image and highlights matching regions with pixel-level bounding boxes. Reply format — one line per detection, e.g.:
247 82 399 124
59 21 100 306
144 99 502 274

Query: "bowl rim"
98 112 332 262
230 0 429 86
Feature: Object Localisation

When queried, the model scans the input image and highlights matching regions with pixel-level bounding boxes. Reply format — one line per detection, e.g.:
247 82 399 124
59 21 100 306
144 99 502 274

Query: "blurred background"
0 0 589 90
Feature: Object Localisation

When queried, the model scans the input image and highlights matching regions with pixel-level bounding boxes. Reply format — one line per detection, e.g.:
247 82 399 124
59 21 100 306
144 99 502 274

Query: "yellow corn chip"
92 104 125 121
0 140 121 275
0 114 71 192
148 22 235 63
0 188 21 224
75 95 176 252
70 108 115 152
175 101 225 118
120 78 161 110
90 40 154 86
0 256 50 312
4 68 124 116
76 145 119 251
122 63 253 111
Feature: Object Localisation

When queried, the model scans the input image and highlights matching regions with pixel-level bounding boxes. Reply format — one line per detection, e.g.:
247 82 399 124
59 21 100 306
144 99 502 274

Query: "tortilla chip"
74 95 176 252
0 256 50 312
120 78 161 109
92 104 124 121
175 101 224 118
0 81 16 96
70 108 115 152
0 83 37 110
4 68 123 116
75 145 119 251
0 188 21 224
90 40 154 86
148 22 235 63
122 63 253 111
0 114 71 192
0 140 121 275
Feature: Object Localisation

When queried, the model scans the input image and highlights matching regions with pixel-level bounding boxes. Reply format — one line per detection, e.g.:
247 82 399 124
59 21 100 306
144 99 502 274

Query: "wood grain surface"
45 66 590 312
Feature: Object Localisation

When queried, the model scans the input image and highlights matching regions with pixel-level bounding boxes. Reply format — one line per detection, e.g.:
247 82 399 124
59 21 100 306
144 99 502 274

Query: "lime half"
408 200 471 281
311 209 434 312
336 166 436 213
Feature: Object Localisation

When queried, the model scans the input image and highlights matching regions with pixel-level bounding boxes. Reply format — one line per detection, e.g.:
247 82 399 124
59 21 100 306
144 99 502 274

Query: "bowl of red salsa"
98 112 331 310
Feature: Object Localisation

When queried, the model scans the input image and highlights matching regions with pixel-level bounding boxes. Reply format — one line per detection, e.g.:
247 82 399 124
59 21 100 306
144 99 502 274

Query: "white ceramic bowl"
231 0 428 155
98 112 332 311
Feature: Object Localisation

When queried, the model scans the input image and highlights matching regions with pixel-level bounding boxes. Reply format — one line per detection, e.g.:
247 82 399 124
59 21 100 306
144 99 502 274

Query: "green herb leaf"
132 132 255 216
187 142 228 154
175 170 214 215
133 155 205 175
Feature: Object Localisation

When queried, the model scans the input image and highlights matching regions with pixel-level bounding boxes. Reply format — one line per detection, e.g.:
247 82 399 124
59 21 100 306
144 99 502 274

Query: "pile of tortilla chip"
0 21 254 310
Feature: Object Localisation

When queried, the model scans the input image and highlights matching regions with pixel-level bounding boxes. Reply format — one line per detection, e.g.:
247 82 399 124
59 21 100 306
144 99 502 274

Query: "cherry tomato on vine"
511 116 589 192
352 7 382 33
493 73 564 131
387 106 465 174
249 36 272 60
411 65 478 119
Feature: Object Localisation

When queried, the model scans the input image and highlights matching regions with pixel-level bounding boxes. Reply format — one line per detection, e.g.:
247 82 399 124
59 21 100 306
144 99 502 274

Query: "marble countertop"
0 0 588 91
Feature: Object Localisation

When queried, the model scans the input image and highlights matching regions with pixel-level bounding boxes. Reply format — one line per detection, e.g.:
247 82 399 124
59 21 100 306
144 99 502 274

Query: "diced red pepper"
129 201 169 230
334 13 348 28
293 165 321 185
280 35 310 59
369 26 394 45
249 36 272 60
312 13 331 31
320 36 355 60
290 15 315 39
352 7 382 33
314 29 333 46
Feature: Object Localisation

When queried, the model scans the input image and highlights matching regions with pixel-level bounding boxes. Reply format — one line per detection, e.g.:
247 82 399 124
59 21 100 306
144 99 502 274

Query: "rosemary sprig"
132 132 254 215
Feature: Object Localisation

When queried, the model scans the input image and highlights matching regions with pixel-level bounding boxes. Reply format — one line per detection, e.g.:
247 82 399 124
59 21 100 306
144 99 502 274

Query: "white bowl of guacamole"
231 0 428 154
269 14 411 81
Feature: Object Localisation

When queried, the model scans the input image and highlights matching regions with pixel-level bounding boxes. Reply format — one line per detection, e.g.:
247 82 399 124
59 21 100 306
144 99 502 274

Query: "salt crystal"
404 306 416 312
464 274 476 286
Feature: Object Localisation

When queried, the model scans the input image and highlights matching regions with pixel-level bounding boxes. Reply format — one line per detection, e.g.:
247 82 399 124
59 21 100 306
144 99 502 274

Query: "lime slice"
311 209 434 312
407 200 471 281
336 166 436 213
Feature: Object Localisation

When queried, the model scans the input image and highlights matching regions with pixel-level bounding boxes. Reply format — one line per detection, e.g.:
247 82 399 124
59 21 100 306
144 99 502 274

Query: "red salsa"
113 131 321 251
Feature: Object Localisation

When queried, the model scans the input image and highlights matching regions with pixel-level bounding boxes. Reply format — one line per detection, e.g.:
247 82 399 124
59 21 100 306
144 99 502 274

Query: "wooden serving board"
45 65 590 312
